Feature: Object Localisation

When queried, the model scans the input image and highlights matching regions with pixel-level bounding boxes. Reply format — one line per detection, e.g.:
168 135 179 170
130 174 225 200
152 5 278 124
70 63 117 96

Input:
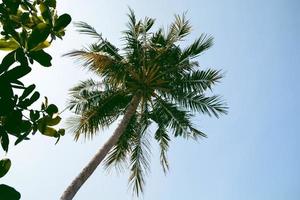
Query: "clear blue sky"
1 0 300 199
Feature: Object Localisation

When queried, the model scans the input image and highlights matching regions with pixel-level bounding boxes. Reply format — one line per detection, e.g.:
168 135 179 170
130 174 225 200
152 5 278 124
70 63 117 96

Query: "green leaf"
29 50 52 67
0 65 31 82
0 38 19 51
0 50 16 74
0 159 11 178
45 104 58 115
45 0 56 8
28 23 51 50
46 116 61 126
0 131 9 152
30 41 50 51
39 2 53 25
15 48 28 66
40 126 58 137
29 110 40 121
14 130 31 145
27 91 40 107
54 14 71 31
20 84 36 100
58 129 65 136
0 184 21 200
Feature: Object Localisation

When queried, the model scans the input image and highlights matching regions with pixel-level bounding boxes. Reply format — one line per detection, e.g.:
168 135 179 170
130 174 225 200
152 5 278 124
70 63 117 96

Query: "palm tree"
60 9 227 200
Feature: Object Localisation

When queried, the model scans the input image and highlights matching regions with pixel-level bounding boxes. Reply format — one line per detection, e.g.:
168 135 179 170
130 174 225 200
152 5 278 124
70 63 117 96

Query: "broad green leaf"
45 0 56 8
19 91 40 108
0 39 19 51
29 110 40 121
20 84 36 100
27 23 51 50
54 14 71 31
0 50 16 74
0 65 31 82
14 130 31 145
0 184 21 200
0 158 11 178
30 41 50 51
15 48 28 66
46 116 61 126
27 91 40 106
40 126 58 137
40 3 51 23
29 50 52 67
45 104 58 115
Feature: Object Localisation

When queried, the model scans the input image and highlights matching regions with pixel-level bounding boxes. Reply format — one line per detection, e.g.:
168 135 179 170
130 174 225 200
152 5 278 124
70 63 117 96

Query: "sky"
1 0 300 199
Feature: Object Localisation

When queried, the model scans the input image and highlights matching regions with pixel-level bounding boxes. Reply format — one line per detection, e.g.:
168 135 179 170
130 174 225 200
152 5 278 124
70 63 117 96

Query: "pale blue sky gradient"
1 0 300 199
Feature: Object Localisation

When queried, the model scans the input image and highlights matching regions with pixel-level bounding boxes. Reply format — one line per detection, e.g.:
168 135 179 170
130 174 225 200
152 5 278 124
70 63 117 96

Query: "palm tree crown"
66 9 227 196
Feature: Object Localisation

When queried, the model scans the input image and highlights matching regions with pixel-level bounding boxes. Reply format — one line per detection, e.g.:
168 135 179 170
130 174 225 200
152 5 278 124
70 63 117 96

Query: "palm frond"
129 122 151 197
122 8 144 66
177 69 224 93
154 125 170 173
104 115 137 171
152 98 192 137
88 41 123 61
180 34 213 62
74 21 103 39
174 92 228 118
64 50 115 74
69 79 103 95
142 17 155 33
166 13 192 43
68 91 132 140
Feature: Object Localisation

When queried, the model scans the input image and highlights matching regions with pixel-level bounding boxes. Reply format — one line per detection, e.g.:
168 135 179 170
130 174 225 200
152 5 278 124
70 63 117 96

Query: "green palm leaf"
74 21 103 39
174 92 227 117
180 34 214 61
154 125 170 173
178 69 224 93
129 128 151 196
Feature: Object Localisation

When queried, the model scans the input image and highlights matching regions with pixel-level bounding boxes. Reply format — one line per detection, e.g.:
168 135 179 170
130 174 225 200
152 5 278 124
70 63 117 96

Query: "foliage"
67 9 227 196
0 0 71 152
0 0 71 198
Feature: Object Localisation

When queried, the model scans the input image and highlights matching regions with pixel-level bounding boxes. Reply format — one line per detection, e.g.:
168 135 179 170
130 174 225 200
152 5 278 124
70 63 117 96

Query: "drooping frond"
74 21 103 39
154 125 170 173
151 98 191 137
64 50 115 74
69 79 103 95
104 115 137 171
151 98 207 139
68 89 132 140
68 79 104 113
128 121 151 197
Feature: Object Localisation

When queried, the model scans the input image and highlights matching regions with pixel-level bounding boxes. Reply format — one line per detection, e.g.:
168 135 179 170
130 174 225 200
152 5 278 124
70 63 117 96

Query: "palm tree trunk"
60 95 141 200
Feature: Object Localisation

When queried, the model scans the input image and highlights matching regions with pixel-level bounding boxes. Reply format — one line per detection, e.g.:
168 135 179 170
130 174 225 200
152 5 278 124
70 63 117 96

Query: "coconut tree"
60 9 227 200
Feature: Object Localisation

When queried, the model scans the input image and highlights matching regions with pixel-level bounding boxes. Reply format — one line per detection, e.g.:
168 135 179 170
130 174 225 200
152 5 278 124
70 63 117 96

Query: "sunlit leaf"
0 38 19 51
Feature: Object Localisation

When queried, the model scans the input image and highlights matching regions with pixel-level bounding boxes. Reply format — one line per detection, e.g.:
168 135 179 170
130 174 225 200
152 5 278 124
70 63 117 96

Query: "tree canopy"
64 9 227 197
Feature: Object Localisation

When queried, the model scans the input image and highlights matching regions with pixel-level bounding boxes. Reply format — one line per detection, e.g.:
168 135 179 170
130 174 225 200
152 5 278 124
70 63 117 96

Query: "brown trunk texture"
60 95 140 200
